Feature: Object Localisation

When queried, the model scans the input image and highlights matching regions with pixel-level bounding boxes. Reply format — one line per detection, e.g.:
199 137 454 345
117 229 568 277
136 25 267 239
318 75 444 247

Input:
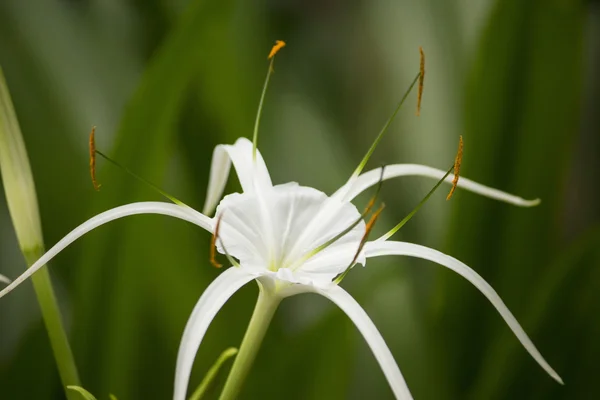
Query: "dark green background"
0 0 598 399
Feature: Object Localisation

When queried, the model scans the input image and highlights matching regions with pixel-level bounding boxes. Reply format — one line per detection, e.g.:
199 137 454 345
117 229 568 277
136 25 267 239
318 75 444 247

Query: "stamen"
353 71 420 177
417 46 425 116
93 142 187 206
211 212 240 268
210 214 224 268
89 126 101 191
268 40 286 59
335 203 385 283
446 135 463 201
253 40 286 161
378 163 454 241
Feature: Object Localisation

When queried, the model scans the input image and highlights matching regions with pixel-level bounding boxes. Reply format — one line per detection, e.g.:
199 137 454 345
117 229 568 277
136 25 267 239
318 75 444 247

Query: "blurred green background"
0 0 598 399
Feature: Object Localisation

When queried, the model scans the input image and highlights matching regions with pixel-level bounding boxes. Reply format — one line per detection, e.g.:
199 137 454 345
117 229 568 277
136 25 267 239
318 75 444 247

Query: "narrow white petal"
202 138 272 215
174 267 254 400
339 164 540 206
309 284 413 400
0 202 214 300
0 274 10 285
365 240 563 384
202 144 232 216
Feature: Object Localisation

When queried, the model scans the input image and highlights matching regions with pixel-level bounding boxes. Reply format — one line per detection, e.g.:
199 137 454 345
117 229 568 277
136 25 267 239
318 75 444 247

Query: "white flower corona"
0 136 562 400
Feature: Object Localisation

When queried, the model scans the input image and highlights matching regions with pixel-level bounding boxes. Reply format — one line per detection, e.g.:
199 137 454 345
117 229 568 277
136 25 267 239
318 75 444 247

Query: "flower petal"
0 274 10 285
364 240 563 384
308 284 413 400
202 138 273 215
0 202 214 300
216 183 364 272
174 267 255 400
338 164 540 206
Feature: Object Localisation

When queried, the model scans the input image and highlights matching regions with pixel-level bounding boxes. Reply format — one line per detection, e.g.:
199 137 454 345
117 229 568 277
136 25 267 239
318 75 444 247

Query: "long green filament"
377 164 454 242
252 57 275 161
95 150 187 207
352 72 421 177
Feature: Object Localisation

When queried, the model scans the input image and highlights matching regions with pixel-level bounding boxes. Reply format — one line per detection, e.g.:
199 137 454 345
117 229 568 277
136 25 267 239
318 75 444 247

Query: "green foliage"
67 386 98 400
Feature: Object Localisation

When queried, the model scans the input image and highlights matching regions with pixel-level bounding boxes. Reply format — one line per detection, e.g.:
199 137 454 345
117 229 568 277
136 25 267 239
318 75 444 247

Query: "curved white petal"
202 138 272 215
338 164 540 206
364 240 563 384
307 284 413 399
0 274 10 285
174 267 255 400
0 202 214 299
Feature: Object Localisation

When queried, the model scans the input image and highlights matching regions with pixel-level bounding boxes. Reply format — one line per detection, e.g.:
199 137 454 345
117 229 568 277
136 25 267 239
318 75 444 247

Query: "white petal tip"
0 274 11 285
523 198 541 207
552 372 564 385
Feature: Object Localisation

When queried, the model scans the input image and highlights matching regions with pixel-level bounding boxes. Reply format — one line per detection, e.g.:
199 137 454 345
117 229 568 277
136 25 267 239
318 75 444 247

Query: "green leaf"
431 0 584 397
72 1 253 398
67 386 98 400
188 347 238 400
472 227 600 398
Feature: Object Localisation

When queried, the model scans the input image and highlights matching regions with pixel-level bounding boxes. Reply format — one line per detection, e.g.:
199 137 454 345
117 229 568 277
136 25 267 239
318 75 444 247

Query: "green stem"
219 288 280 400
24 249 81 400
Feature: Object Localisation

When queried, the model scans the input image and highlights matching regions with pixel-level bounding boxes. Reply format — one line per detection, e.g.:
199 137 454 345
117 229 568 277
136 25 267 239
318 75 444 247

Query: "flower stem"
24 249 81 400
219 288 280 400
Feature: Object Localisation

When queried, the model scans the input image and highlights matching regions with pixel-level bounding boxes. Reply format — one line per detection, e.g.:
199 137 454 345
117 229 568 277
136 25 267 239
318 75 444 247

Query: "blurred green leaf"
431 0 584 398
474 226 600 398
67 385 97 400
72 0 238 397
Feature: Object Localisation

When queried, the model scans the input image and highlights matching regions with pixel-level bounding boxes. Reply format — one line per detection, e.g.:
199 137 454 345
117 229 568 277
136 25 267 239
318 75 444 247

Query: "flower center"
215 183 366 278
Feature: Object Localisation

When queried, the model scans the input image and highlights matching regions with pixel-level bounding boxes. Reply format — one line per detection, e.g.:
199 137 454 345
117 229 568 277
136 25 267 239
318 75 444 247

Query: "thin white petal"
0 202 214 300
0 274 11 285
173 267 254 400
338 164 540 206
202 138 272 215
308 284 413 400
365 240 563 384
202 144 232 215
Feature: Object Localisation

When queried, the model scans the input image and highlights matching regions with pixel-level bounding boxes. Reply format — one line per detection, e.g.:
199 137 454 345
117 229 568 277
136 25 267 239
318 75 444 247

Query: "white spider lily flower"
0 137 562 399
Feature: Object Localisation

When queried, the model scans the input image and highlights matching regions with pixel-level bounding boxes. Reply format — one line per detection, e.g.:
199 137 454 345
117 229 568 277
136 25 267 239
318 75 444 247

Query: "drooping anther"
336 203 385 283
417 46 425 116
89 126 101 191
447 135 463 201
210 214 224 268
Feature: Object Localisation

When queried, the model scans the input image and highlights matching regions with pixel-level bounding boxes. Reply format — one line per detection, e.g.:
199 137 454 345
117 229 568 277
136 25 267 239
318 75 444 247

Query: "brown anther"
336 203 385 283
417 46 425 116
89 126 101 191
268 40 286 59
210 213 224 268
350 203 385 268
447 135 463 200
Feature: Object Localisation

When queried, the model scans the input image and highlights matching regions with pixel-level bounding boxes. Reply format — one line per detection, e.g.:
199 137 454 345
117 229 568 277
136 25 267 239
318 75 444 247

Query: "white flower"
0 136 562 400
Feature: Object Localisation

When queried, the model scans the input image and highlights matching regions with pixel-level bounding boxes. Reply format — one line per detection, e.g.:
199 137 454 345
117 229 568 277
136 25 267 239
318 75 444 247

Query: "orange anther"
268 40 286 59
417 46 425 116
447 135 463 200
89 126 101 191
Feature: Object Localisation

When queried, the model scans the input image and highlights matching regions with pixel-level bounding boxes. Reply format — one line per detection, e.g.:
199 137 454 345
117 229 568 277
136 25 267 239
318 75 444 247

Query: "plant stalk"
218 288 280 400
24 249 81 400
